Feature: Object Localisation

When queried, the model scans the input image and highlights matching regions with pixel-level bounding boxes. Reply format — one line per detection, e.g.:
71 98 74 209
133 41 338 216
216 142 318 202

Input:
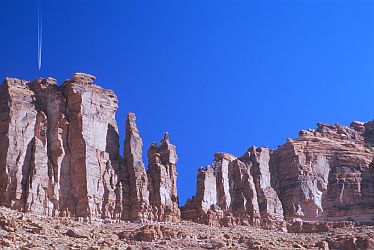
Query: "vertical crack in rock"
182 153 264 227
60 73 120 219
240 147 284 228
230 158 261 226
29 78 67 216
0 78 38 211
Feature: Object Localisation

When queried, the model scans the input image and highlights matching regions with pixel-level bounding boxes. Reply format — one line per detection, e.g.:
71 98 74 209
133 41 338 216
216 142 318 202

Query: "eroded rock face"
271 122 374 220
0 77 52 215
60 73 121 219
124 113 150 221
182 152 277 227
2 73 374 229
183 122 374 227
147 132 180 222
0 74 124 220
240 147 284 227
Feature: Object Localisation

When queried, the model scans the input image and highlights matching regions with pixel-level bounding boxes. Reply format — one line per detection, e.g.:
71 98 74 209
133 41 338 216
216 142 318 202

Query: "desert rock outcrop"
271 122 374 220
147 132 180 222
183 121 374 227
0 74 179 223
123 112 151 221
182 149 284 228
1 73 374 232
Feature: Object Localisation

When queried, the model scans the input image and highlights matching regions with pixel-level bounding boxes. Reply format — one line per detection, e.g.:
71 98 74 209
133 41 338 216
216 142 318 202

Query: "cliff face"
182 122 374 226
271 122 374 221
181 150 284 228
0 77 58 215
1 73 373 228
0 74 180 222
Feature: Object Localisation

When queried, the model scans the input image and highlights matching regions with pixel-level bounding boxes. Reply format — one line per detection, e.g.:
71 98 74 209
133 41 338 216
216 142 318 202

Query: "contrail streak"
38 0 42 70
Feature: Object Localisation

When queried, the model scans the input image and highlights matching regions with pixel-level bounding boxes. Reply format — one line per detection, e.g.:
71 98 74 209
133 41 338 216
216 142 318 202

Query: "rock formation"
123 113 151 221
271 122 374 221
0 74 123 219
60 73 121 219
182 150 284 228
1 72 374 232
0 73 179 223
183 121 374 227
147 132 180 222
240 147 284 227
0 77 56 215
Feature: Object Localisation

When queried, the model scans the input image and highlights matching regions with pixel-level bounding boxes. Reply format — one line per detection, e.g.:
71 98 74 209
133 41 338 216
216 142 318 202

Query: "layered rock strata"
182 121 374 226
271 122 374 220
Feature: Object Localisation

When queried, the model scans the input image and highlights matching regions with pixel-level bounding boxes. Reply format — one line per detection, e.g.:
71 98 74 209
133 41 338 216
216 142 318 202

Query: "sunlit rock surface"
1 73 374 229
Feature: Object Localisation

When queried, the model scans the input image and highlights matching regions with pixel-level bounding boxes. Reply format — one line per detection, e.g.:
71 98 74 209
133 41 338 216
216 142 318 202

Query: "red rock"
124 112 151 221
182 153 262 226
61 73 120 219
2 72 374 230
0 77 51 214
147 132 180 222
0 74 122 220
240 146 284 228
271 122 374 221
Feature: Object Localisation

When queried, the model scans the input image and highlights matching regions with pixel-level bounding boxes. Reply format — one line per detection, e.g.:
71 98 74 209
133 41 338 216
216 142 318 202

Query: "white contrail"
38 0 42 70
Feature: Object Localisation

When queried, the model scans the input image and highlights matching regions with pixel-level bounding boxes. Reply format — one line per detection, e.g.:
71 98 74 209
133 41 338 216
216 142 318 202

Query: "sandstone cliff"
182 121 374 227
0 74 180 222
271 122 374 221
181 150 284 228
1 73 374 230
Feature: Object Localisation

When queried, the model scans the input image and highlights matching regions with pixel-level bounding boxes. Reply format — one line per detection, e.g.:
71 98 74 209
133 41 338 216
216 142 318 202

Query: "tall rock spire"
124 113 150 221
147 132 180 221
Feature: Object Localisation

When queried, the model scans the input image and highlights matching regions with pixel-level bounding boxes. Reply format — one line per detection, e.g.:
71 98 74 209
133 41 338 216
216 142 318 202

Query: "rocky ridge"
0 73 374 243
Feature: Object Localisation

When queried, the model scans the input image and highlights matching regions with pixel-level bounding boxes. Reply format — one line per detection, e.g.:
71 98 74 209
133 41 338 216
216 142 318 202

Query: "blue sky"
1 0 374 204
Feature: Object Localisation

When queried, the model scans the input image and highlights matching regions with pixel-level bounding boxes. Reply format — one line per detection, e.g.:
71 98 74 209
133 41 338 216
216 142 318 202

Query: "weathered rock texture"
1 73 374 230
241 147 284 227
182 122 374 227
147 132 180 222
271 122 374 221
61 73 121 219
123 113 151 221
182 150 284 228
0 74 179 222
0 74 122 219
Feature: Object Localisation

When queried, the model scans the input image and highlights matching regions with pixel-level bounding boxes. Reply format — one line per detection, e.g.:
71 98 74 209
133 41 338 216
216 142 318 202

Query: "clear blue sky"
1 0 374 205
